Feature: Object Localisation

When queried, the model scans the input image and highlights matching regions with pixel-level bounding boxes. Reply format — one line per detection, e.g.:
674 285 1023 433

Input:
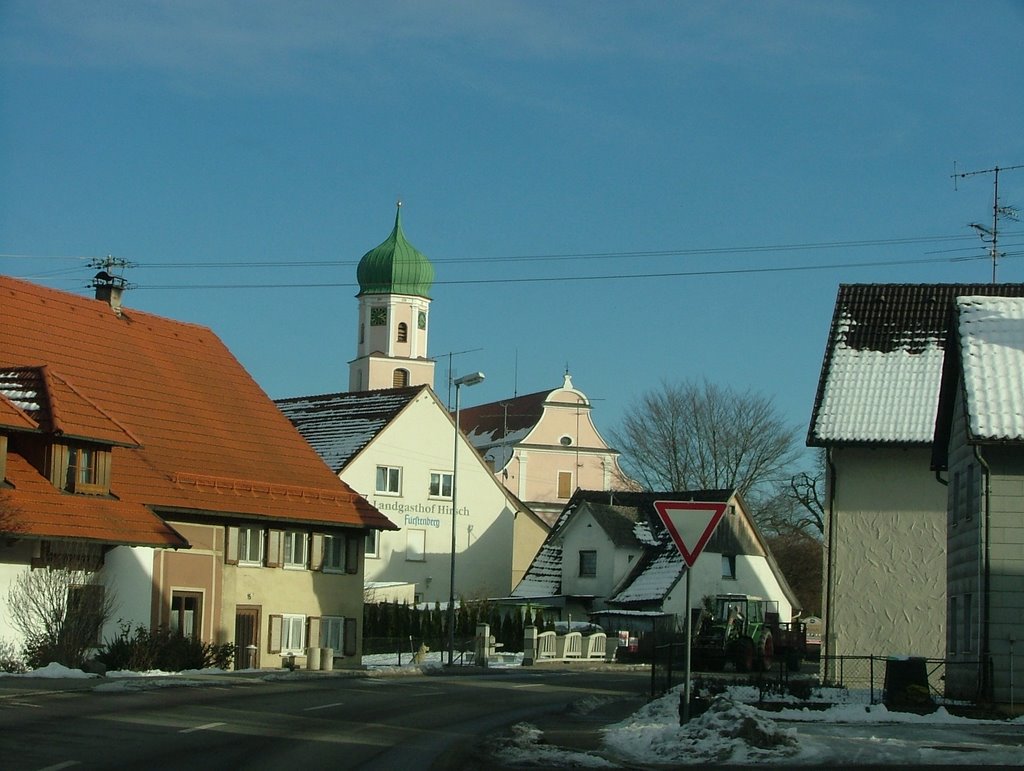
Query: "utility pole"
951 162 1023 283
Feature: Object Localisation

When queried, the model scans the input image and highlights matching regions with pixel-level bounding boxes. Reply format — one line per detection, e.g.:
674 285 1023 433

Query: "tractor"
692 594 806 672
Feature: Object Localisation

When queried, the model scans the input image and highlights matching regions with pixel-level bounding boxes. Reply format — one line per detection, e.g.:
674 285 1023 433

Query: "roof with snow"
275 386 424 472
513 489 736 606
808 283 1024 446
955 296 1024 441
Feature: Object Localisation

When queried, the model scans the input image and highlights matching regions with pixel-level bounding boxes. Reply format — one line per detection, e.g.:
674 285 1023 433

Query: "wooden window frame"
170 590 203 639
238 526 264 566
429 471 453 499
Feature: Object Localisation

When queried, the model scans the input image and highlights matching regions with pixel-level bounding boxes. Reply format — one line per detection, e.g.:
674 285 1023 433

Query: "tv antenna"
951 162 1023 283
440 347 484 408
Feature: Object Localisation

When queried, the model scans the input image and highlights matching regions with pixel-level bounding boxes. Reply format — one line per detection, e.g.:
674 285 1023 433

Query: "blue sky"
2 1 1023 472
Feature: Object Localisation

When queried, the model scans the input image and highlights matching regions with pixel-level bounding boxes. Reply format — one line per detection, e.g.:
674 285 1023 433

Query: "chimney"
91 269 127 315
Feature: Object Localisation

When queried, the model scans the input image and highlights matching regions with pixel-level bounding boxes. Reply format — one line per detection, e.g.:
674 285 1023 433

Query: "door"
234 606 260 670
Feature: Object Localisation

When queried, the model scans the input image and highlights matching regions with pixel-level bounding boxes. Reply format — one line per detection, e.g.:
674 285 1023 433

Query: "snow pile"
0 663 99 679
490 722 616 768
604 690 799 766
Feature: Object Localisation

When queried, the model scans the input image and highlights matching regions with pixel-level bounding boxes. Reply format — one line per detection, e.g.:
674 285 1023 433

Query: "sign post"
653 500 729 723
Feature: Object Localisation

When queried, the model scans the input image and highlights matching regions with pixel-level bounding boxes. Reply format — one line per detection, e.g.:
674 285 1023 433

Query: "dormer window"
57 443 110 495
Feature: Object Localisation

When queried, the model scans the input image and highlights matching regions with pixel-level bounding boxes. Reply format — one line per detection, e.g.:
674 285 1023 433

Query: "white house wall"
342 393 516 603
827 446 946 658
103 545 155 642
661 554 794 623
0 540 34 651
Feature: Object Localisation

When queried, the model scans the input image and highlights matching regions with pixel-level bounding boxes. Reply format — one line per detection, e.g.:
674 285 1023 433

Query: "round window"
559 436 573 446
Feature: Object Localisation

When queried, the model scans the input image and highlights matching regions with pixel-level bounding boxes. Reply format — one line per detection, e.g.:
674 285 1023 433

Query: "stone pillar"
306 646 322 671
475 623 490 668
523 625 538 666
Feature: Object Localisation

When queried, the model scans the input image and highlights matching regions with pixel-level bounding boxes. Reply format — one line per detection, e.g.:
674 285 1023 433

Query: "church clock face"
370 307 387 326
418 311 427 330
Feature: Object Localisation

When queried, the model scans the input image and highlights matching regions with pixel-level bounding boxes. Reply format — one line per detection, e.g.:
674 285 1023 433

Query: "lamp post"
448 371 484 665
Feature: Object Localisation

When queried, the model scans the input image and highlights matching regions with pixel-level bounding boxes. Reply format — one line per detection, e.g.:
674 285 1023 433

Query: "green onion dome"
356 203 435 298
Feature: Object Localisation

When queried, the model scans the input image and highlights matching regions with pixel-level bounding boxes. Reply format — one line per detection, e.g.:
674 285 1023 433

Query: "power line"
129 252 1013 290
2 232 1016 271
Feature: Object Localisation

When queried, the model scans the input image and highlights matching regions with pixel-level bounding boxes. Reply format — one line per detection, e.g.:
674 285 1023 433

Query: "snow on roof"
814 320 944 443
511 541 563 597
956 296 1024 441
809 283 1024 446
275 387 421 472
609 549 684 604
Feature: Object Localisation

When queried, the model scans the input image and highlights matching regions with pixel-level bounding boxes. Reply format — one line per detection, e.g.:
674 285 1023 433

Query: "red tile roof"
457 389 549 444
0 276 395 543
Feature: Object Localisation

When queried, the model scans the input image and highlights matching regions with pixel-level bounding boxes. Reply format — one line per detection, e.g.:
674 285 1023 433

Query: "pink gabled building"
459 373 636 527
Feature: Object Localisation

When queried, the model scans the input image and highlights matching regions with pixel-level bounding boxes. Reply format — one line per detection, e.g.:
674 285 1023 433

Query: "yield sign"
653 500 728 568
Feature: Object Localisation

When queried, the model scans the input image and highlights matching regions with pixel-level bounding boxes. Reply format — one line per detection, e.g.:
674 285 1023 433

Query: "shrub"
0 638 26 673
98 624 236 673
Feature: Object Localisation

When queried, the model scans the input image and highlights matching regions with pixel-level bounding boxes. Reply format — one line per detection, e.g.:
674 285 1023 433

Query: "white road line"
9 700 43 708
38 762 80 771
303 702 345 711
179 721 226 734
512 683 546 688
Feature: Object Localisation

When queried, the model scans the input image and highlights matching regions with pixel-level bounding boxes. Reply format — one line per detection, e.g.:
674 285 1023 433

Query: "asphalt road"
0 666 650 770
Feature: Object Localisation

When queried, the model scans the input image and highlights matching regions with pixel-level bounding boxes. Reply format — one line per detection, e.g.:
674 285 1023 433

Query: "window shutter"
343 617 358 656
268 614 282 653
266 529 282 568
345 533 360 575
310 533 324 572
225 526 239 565
307 616 321 650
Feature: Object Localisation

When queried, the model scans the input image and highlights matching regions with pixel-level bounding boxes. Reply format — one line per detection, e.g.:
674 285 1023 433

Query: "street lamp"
448 371 485 665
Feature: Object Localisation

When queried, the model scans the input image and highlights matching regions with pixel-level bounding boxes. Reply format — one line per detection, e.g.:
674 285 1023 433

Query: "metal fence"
652 645 985 706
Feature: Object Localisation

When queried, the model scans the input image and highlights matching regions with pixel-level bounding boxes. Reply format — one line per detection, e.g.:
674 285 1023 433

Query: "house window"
429 471 453 499
397 322 408 343
170 591 202 639
722 555 737 580
406 529 426 562
376 465 401 495
283 531 307 569
281 614 305 654
965 463 975 521
557 471 573 499
365 530 380 559
239 526 264 565
393 369 409 388
948 595 958 655
321 616 344 652
323 534 345 572
579 549 597 577
64 444 107 494
963 593 972 653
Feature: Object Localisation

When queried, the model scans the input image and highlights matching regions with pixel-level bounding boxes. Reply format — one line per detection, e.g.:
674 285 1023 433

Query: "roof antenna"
951 161 1023 283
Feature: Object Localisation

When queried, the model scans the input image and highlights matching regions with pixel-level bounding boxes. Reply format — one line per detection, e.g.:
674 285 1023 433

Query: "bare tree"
6 541 117 668
612 379 801 507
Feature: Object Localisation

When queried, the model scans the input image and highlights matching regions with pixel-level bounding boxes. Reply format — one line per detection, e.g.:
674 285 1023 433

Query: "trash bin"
883 656 934 713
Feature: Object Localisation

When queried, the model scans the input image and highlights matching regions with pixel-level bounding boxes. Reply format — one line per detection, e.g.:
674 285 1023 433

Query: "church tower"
348 203 436 391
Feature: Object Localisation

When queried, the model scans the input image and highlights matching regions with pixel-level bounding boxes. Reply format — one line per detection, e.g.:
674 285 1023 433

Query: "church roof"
356 204 434 299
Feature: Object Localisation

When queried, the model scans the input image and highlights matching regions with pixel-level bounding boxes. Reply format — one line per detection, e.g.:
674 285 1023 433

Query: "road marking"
179 721 226 734
8 700 43 708
512 683 545 688
303 702 344 711
38 762 80 771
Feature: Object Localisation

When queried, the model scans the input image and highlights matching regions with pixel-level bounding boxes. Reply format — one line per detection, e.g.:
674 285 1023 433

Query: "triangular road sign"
653 500 728 568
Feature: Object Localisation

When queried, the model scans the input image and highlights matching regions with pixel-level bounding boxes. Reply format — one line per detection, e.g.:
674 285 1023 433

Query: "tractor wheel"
758 633 774 671
734 637 755 672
